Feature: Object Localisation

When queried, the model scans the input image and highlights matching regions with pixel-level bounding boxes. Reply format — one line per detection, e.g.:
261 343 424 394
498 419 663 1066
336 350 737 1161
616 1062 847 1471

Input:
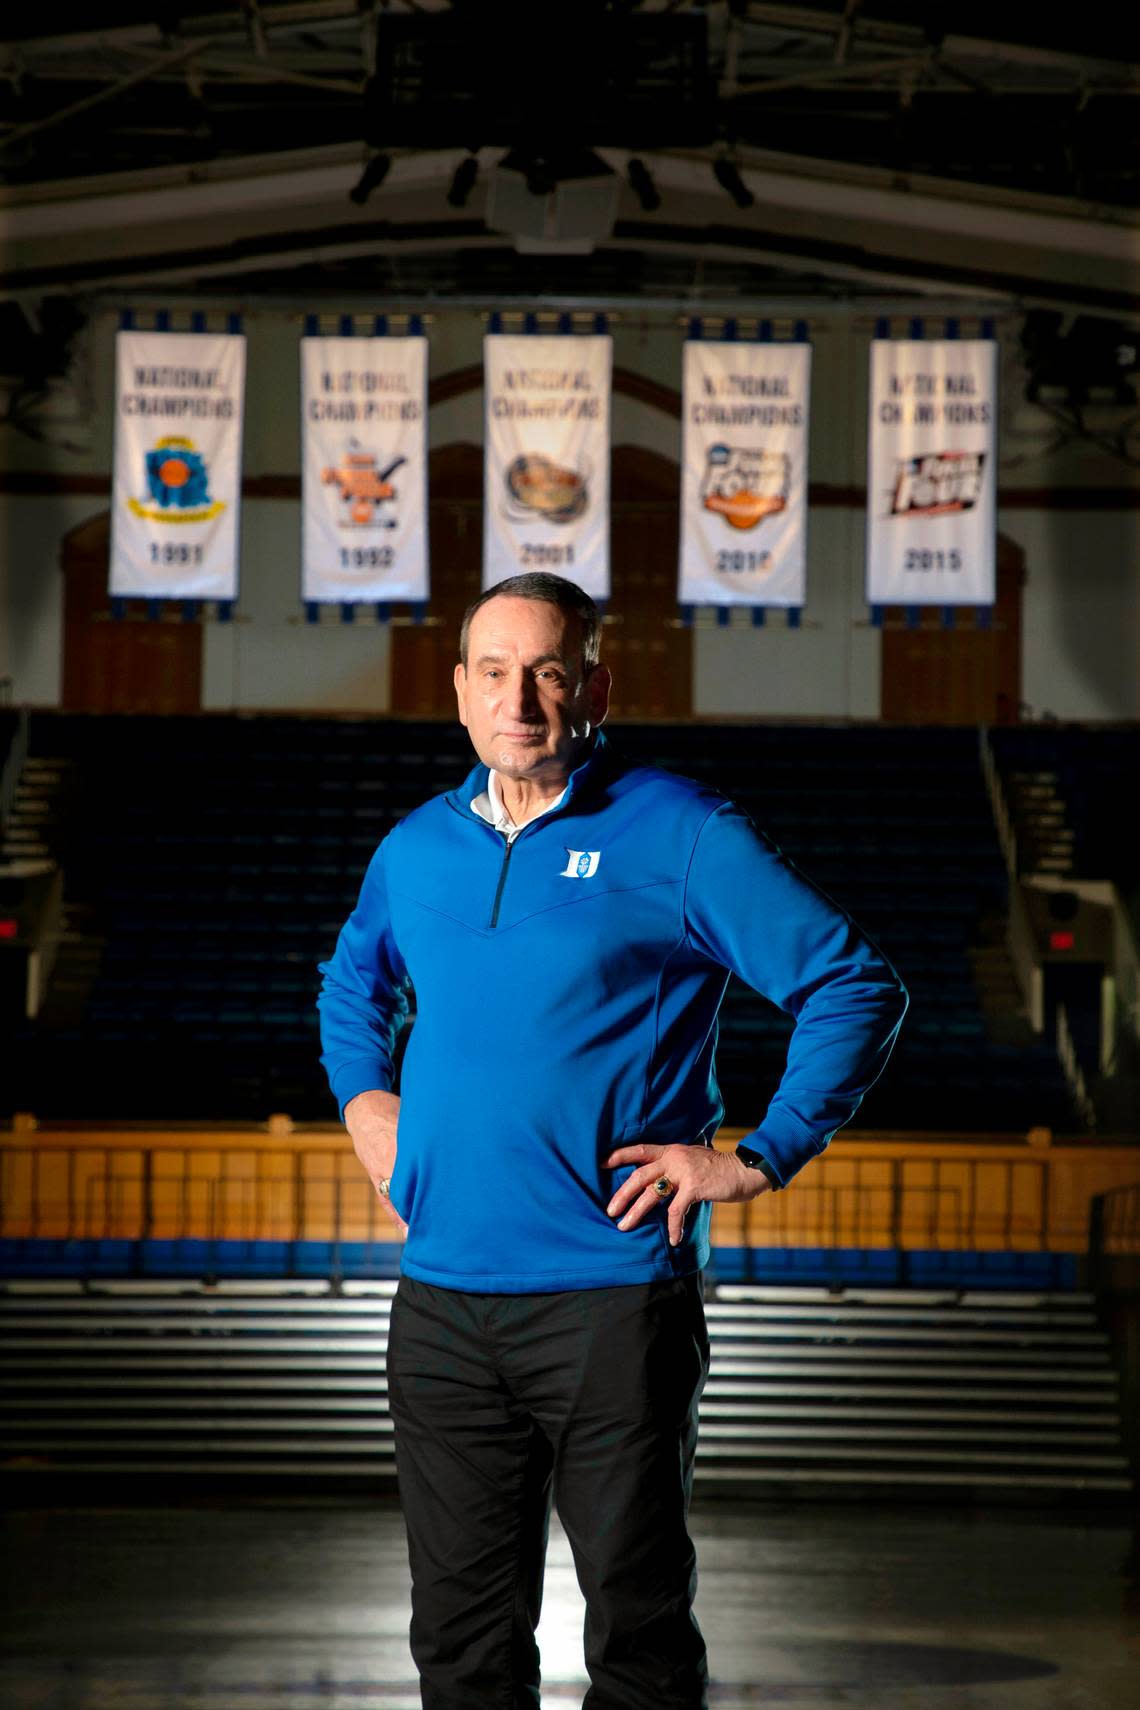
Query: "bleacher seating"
0 1279 1129 1500
3 715 1079 1131
614 725 1076 1133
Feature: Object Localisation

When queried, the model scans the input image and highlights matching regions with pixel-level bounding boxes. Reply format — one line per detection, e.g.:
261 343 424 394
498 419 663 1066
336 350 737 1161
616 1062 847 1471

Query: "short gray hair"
458 573 602 671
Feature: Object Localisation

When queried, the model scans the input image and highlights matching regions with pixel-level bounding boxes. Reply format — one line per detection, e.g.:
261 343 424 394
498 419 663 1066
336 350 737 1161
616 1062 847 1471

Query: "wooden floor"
1 1497 1136 1708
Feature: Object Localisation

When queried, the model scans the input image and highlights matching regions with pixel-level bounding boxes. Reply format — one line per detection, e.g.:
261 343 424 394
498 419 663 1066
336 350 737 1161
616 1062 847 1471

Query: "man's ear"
453 661 469 728
587 663 612 727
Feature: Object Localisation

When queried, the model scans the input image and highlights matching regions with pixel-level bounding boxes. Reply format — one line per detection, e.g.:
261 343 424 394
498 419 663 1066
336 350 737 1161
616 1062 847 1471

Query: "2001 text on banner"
483 334 611 598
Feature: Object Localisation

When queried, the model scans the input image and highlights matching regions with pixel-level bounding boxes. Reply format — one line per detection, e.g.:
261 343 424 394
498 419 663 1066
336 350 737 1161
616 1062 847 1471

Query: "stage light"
487 147 620 251
522 152 558 198
627 157 660 212
349 153 392 206
447 155 479 208
713 156 754 210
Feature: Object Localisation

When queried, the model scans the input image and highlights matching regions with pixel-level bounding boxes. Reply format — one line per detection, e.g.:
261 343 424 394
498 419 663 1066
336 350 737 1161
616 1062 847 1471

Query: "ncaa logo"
561 849 601 879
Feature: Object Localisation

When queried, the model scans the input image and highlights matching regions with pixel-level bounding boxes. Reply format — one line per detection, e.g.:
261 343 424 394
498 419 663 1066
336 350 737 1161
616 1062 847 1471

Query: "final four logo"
561 849 601 879
128 436 225 523
889 451 985 518
701 444 788 532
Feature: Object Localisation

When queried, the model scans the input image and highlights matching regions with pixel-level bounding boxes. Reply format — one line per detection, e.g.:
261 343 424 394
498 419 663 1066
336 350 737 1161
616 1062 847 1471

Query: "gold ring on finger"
653 1175 675 1199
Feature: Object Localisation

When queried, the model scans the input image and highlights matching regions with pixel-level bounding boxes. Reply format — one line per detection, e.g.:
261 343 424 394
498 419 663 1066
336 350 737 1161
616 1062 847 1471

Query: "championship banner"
678 339 811 608
483 334 611 596
301 335 428 604
110 329 246 600
866 339 997 606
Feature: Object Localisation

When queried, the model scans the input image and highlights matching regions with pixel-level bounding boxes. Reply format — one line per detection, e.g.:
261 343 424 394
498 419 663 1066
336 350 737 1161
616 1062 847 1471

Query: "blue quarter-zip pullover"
317 732 907 1293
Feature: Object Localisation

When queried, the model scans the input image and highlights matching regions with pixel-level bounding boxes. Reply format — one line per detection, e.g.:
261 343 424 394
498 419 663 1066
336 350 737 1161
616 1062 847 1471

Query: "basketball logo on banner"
866 339 997 607
131 439 224 523
679 339 811 608
301 335 428 604
110 329 246 600
483 334 611 598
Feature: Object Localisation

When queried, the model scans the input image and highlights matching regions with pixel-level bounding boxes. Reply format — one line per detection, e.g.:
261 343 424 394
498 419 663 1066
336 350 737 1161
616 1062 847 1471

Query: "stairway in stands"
1003 766 1077 878
1 1281 1131 1501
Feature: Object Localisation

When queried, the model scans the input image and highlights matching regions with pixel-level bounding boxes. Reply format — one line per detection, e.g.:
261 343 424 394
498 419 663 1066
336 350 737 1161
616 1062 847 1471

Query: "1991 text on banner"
110 329 246 601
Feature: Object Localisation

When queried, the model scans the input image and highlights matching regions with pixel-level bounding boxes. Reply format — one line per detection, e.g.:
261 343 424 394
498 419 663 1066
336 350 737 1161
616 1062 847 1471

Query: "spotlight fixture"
522 152 558 198
713 156 754 210
447 154 479 208
349 153 392 206
627 157 660 212
486 146 620 253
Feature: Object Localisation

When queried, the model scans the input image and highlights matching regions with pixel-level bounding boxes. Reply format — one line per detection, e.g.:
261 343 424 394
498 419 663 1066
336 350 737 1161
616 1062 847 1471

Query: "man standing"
318 572 907 1710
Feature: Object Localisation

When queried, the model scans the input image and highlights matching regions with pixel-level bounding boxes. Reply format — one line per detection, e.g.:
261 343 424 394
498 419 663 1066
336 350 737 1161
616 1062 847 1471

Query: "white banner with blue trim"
678 338 811 608
301 334 428 604
110 329 246 599
866 339 997 606
483 334 611 597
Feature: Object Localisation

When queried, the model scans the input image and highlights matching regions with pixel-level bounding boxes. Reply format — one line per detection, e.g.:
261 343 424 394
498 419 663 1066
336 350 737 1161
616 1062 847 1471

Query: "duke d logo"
561 850 601 879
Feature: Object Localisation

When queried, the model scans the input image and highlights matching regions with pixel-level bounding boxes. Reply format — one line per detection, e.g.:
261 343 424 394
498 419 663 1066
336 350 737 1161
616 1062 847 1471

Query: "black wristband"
735 1145 780 1188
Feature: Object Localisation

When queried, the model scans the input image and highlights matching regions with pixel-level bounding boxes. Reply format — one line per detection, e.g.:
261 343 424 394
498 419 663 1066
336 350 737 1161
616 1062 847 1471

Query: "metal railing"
1056 1001 1098 1132
979 724 1046 1033
0 707 29 835
978 723 1018 878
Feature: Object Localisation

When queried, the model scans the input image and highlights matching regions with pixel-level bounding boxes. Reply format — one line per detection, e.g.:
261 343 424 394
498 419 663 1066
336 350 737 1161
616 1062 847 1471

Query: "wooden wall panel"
880 532 1025 724
61 512 202 715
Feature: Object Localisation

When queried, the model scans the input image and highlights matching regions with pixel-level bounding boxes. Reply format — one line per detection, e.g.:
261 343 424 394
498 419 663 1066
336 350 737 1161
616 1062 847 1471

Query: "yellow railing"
2 1122 1138 1257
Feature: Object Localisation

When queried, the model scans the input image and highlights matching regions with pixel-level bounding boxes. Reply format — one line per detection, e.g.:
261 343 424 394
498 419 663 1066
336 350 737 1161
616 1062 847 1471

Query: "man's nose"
503 671 538 719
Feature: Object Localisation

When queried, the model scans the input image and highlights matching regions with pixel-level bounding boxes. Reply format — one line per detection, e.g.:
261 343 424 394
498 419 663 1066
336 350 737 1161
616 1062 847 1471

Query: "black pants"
386 1273 711 1710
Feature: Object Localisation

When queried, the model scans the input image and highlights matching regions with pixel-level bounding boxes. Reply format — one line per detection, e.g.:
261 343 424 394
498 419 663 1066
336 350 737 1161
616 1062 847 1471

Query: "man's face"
454 596 611 783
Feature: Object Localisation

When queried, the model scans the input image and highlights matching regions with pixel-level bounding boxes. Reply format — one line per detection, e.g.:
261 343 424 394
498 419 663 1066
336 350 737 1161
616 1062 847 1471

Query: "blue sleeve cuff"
741 1107 823 1189
332 1059 394 1124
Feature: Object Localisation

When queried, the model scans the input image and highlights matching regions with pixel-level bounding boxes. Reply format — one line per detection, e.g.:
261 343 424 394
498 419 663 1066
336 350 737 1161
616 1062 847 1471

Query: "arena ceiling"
0 2 1137 320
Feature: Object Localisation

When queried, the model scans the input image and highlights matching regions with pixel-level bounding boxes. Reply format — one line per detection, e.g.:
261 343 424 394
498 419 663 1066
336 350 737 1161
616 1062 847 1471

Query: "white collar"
470 770 567 844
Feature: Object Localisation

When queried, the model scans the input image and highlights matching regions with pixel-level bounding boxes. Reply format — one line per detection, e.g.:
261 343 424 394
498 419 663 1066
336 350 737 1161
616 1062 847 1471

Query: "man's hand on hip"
604 1142 771 1247
343 1089 407 1236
